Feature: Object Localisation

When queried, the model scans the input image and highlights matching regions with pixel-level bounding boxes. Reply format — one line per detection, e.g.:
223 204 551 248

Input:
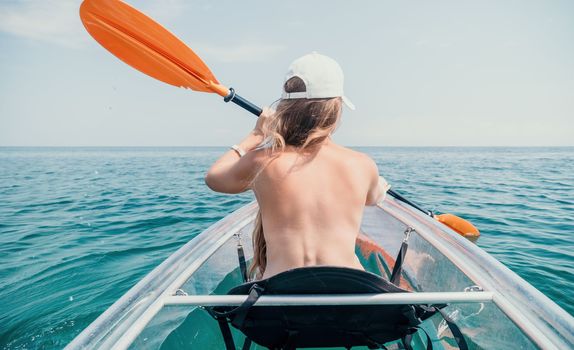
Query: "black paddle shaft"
223 88 262 117
388 189 432 216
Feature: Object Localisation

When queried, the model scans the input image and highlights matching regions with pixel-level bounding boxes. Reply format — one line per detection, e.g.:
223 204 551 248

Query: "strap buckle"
403 227 414 243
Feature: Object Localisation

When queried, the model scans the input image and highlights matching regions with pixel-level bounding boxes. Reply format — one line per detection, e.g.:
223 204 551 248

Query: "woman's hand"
205 109 271 194
253 107 273 136
377 176 391 204
204 107 273 194
238 107 272 152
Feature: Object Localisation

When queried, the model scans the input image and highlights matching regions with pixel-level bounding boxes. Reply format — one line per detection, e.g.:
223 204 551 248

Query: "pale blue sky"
0 0 572 146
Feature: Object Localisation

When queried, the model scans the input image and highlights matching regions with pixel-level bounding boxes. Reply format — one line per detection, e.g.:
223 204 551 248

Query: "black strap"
231 284 264 328
237 243 248 282
390 240 408 285
402 327 433 350
437 308 468 350
241 338 252 350
417 304 441 321
209 284 264 320
209 285 263 350
408 305 468 350
420 327 433 350
217 318 236 350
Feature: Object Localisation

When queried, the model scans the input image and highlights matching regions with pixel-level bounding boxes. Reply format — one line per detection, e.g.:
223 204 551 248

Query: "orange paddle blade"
435 213 480 240
80 0 228 96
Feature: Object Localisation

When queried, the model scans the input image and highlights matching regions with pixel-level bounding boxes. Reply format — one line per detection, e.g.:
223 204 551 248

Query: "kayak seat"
206 266 468 350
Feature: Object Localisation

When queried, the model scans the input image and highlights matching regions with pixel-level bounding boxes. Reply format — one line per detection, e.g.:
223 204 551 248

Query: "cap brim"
342 95 355 110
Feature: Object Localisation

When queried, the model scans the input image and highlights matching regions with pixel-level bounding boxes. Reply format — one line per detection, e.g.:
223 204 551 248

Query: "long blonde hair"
248 77 343 279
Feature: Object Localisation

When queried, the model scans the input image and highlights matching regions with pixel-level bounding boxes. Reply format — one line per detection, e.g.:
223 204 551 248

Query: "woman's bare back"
252 141 379 279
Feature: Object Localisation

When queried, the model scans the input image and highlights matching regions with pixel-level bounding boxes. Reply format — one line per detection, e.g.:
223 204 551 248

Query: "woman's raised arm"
204 110 271 194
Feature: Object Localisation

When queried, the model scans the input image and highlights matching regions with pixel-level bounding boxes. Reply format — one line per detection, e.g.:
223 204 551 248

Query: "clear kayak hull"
66 198 574 349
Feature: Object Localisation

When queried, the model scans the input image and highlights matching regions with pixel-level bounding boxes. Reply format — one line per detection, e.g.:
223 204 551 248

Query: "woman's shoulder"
330 144 377 165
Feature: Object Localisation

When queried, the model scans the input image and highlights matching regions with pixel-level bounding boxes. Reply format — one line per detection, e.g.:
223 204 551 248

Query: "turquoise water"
0 147 573 349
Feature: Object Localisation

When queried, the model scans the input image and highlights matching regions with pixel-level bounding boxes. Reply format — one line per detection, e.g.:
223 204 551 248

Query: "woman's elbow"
204 171 236 193
205 172 247 194
204 171 218 191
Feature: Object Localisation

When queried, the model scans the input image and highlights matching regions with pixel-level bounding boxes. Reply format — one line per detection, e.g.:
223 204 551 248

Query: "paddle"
79 0 261 116
387 189 479 240
79 0 479 240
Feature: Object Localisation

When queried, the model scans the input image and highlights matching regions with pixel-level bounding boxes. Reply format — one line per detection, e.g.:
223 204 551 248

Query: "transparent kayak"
66 197 574 349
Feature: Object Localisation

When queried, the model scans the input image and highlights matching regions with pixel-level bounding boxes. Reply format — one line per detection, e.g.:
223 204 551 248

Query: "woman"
205 52 389 280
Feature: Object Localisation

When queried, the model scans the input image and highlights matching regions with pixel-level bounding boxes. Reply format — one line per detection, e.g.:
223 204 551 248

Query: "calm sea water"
0 147 573 349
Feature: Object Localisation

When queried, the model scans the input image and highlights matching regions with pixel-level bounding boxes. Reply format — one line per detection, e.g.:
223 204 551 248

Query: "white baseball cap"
281 52 355 110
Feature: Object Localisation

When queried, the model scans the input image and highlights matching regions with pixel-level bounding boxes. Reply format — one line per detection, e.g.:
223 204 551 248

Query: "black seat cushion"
215 266 427 349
